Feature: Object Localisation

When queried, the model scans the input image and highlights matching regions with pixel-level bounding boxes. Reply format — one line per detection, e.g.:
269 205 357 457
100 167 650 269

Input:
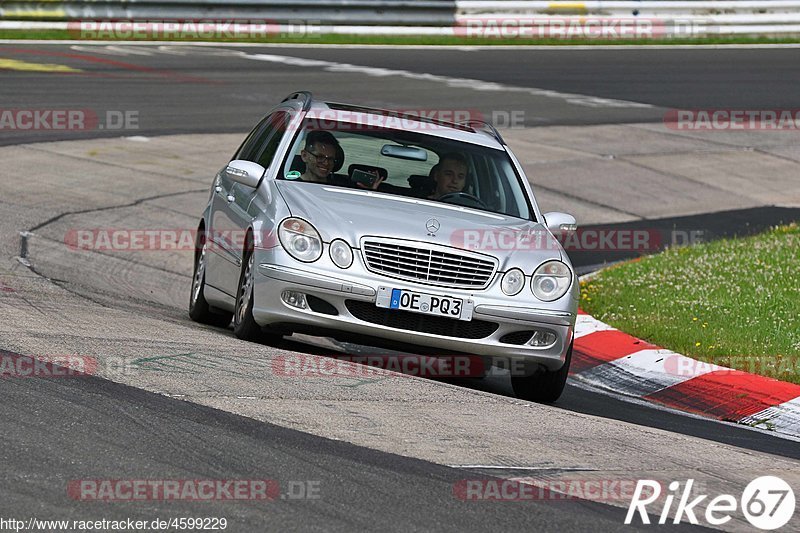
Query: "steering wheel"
438 192 488 209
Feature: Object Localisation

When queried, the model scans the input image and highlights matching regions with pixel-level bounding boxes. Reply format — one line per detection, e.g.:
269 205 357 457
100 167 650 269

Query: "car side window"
233 111 289 164
234 118 269 162
254 112 290 169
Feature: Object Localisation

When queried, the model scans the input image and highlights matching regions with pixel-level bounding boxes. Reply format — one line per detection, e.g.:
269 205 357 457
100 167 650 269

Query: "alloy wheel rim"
191 240 207 305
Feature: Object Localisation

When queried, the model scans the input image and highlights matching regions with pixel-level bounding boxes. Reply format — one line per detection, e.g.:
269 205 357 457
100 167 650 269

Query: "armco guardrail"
0 0 457 25
1 0 799 36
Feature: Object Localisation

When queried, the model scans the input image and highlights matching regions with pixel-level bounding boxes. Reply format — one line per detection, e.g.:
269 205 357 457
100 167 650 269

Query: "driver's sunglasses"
304 149 337 165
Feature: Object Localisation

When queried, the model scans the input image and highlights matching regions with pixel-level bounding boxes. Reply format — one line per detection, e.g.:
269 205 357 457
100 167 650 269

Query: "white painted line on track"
240 52 653 108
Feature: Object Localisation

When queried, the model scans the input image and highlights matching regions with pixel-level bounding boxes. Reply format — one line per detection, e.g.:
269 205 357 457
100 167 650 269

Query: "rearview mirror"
225 160 265 188
543 212 577 233
381 144 428 161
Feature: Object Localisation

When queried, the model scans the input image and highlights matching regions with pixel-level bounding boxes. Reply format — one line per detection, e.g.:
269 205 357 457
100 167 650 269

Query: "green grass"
2 29 800 46
580 224 800 384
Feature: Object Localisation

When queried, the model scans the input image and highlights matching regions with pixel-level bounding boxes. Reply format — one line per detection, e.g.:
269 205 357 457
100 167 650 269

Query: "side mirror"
225 160 265 188
543 212 577 233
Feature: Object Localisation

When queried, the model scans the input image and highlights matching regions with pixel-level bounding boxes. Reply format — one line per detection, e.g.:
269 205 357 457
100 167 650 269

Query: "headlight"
329 239 353 268
278 218 322 262
531 260 572 301
501 268 525 296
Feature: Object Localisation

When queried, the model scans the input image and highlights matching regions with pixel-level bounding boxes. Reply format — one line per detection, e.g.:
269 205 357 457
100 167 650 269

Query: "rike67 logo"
626 477 795 530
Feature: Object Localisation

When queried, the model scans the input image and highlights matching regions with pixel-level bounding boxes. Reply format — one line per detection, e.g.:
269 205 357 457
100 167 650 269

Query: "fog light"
281 290 308 310
527 329 557 347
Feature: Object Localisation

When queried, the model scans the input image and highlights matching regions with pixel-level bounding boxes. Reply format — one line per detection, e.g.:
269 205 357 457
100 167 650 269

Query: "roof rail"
458 120 505 145
281 91 313 112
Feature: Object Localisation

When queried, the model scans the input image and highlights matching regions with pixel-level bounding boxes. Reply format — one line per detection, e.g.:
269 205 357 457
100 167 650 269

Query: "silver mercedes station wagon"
190 92 579 402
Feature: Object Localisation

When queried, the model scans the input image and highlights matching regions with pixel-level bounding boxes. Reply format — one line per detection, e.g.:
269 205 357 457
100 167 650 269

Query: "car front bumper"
253 248 577 372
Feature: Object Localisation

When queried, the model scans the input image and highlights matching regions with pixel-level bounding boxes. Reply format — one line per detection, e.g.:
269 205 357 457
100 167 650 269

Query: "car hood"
275 182 565 271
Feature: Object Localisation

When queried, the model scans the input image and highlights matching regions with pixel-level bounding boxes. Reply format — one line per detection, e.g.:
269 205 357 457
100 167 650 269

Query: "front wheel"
232 247 283 343
510 340 572 403
189 231 233 328
233 249 262 341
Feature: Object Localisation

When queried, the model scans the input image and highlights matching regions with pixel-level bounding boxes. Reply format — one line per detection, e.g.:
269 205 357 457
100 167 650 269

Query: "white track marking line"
241 52 653 109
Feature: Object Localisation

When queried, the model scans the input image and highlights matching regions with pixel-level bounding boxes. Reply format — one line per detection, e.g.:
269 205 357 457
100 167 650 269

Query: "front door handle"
215 185 223 193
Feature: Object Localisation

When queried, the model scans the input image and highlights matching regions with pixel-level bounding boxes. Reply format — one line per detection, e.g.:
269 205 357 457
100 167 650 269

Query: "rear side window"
234 111 290 166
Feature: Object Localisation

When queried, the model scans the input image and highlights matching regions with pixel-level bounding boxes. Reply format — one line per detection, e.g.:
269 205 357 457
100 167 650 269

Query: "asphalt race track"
3 44 800 144
1 43 799 532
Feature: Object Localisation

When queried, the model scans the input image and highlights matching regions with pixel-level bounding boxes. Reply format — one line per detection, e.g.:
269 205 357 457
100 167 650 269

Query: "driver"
428 153 468 200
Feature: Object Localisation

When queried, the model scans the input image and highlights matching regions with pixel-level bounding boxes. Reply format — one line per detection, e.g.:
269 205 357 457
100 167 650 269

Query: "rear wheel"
189 230 233 328
510 340 572 403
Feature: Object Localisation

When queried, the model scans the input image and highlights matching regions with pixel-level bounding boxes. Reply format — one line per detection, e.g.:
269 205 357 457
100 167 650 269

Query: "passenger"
428 153 469 200
300 131 383 189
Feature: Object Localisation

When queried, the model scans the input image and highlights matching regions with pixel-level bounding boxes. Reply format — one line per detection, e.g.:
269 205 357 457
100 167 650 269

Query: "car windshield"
278 118 533 220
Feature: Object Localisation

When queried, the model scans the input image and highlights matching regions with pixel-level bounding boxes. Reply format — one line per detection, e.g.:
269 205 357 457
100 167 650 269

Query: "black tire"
232 239 284 344
510 340 573 403
189 229 233 328
232 243 263 341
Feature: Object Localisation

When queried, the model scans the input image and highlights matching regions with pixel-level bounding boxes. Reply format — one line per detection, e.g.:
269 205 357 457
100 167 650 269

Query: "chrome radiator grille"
362 239 496 289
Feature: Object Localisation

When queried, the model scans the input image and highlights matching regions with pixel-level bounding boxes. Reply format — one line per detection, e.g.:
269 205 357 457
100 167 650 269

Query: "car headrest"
408 174 436 196
289 154 306 174
332 144 345 173
348 164 388 181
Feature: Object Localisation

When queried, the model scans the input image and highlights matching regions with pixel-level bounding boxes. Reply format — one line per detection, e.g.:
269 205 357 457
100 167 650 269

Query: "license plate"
376 287 474 321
